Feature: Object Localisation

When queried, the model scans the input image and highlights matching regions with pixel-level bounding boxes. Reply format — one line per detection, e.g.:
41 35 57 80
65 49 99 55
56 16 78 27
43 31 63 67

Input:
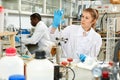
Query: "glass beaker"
50 46 57 57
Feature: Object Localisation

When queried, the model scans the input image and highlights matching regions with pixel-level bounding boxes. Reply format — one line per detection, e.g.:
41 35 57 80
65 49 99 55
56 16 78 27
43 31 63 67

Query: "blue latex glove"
52 9 64 28
79 54 86 62
15 36 20 43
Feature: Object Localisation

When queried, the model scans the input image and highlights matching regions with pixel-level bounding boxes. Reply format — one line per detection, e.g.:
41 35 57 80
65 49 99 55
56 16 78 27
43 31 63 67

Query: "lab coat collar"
36 21 45 27
87 28 95 41
81 27 95 41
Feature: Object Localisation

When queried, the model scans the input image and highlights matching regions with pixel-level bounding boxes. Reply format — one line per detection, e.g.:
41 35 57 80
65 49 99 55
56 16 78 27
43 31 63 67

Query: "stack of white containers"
0 47 24 80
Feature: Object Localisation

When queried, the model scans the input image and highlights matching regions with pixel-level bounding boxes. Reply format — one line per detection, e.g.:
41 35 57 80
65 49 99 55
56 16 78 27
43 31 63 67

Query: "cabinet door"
21 0 43 13
46 0 59 14
62 0 71 17
62 0 78 17
2 0 19 10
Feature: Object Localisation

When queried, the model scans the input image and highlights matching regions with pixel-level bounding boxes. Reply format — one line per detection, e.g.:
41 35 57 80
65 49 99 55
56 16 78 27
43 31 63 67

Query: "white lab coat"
22 21 54 55
53 25 102 59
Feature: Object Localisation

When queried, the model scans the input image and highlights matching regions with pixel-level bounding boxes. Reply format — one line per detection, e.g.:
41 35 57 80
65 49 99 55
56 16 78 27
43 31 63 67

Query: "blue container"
9 75 25 80
19 29 30 34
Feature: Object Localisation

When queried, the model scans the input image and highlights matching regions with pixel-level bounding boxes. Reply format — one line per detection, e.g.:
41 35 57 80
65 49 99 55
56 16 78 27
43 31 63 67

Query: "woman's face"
81 11 94 31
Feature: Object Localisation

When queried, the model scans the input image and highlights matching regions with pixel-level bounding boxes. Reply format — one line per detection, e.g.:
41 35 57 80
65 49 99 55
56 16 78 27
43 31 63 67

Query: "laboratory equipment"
51 34 68 64
106 17 116 61
55 37 68 64
113 40 120 79
19 29 31 38
56 42 62 64
111 63 120 80
92 67 102 78
54 65 63 80
26 50 54 80
6 24 18 32
101 70 110 80
17 29 31 55
54 59 75 80
113 40 120 64
91 61 120 80
67 58 73 65
0 47 24 80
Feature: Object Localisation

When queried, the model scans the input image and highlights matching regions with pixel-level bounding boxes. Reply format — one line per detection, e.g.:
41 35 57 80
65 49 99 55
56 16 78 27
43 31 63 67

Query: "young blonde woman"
51 8 102 60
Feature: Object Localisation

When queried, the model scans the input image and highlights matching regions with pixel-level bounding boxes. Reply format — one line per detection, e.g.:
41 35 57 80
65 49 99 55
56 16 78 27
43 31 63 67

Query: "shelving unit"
1 0 78 24
46 0 59 14
1 0 55 16
1 0 19 10
21 0 42 12
98 11 120 61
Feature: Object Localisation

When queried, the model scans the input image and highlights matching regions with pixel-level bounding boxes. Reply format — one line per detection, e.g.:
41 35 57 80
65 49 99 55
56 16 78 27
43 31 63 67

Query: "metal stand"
106 17 116 61
55 37 68 65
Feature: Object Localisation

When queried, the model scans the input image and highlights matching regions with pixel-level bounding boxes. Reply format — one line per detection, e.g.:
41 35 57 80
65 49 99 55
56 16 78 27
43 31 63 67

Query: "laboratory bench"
0 36 119 80
0 50 120 80
23 57 120 80
23 57 95 80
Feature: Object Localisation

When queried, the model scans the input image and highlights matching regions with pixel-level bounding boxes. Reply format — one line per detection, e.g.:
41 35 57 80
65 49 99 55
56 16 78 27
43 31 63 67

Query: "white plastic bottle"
0 6 4 32
0 47 24 80
26 50 54 80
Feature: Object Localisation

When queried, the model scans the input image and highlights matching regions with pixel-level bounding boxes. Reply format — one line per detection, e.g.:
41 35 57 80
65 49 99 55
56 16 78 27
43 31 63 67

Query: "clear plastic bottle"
26 50 54 80
0 47 24 80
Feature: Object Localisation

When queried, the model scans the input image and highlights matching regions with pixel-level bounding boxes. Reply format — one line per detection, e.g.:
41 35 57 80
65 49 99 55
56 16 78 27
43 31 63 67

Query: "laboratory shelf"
5 9 54 17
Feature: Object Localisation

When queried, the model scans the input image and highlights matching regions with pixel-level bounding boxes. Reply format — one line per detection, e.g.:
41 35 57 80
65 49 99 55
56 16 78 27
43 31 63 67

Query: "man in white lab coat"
21 13 54 55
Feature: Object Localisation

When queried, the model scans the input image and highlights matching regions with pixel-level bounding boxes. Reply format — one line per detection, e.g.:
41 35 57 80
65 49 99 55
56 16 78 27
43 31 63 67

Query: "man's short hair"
30 13 41 21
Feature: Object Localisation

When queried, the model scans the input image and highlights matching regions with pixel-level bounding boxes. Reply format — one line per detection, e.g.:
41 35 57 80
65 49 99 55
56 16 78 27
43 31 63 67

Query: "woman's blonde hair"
83 8 99 29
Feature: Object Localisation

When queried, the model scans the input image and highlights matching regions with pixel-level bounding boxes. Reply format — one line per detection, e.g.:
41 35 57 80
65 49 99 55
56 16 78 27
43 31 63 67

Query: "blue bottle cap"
9 75 25 80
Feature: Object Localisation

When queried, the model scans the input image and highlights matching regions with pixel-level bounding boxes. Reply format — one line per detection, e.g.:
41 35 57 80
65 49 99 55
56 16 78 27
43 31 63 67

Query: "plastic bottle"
9 75 25 80
0 6 4 32
26 50 54 80
101 71 110 80
0 47 24 80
